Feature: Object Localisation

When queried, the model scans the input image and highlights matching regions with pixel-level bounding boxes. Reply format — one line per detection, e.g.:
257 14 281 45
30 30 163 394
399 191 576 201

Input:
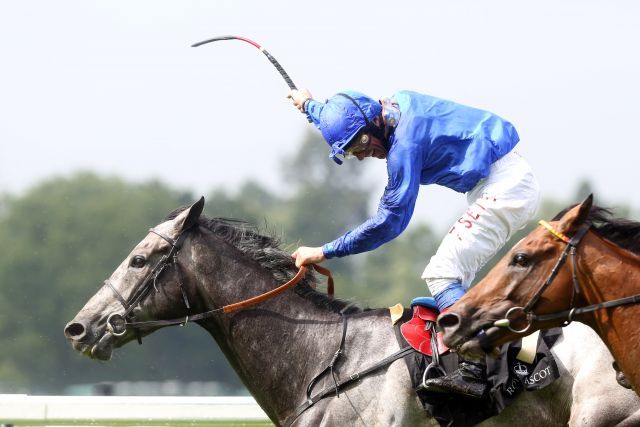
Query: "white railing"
0 395 271 426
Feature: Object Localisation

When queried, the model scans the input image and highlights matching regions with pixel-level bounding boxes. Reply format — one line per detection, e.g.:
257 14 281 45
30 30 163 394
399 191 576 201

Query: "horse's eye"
130 255 146 268
511 253 530 267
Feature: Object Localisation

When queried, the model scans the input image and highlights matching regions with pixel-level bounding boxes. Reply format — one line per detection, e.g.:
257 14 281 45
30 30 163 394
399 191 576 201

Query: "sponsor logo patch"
513 362 529 376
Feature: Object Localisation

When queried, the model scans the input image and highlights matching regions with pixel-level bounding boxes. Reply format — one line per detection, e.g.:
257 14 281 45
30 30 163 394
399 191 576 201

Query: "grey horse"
64 198 640 426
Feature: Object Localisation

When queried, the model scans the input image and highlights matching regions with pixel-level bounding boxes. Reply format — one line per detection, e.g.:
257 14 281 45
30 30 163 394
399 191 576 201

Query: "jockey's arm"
322 142 422 259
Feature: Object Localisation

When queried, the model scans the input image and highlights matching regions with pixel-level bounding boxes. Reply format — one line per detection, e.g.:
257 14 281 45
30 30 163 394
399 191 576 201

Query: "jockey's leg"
433 282 466 312
422 151 540 297
421 150 540 398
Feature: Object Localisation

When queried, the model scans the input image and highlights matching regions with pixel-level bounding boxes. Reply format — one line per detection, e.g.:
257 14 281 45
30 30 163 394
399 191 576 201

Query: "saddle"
399 297 449 357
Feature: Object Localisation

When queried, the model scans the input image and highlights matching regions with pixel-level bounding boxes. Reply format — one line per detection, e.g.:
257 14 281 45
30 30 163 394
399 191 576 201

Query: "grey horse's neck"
204 296 346 422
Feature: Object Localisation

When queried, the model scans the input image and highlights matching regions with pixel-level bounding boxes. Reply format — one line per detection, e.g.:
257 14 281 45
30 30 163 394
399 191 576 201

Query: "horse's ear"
175 196 205 233
558 194 593 235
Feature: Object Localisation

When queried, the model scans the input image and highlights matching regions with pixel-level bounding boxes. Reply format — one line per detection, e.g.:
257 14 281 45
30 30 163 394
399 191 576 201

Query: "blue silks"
321 90 519 259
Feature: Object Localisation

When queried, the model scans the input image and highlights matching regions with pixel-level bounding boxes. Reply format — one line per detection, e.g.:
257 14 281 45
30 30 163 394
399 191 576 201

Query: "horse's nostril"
438 312 461 330
64 321 87 340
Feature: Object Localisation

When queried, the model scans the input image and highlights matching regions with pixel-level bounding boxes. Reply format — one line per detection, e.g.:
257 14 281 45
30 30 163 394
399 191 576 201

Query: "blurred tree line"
0 131 634 395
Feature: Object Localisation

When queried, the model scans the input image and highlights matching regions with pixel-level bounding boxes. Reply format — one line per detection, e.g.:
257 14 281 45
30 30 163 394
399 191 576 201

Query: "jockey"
288 88 540 399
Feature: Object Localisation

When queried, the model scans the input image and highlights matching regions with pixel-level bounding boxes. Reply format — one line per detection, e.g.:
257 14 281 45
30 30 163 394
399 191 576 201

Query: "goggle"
343 134 370 159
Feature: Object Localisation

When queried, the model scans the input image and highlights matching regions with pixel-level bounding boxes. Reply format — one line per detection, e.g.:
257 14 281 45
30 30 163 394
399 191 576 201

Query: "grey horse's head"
64 198 204 360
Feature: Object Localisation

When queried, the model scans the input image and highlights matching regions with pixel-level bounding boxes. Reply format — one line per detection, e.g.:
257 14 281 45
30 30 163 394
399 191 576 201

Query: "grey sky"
1 0 638 231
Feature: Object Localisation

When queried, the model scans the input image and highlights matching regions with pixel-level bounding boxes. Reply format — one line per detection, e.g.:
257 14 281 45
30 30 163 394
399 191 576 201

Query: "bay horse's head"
438 195 594 358
64 197 205 360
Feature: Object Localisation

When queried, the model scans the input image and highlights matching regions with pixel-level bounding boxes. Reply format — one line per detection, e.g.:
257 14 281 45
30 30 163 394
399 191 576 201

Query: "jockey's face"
352 135 387 160
351 116 388 161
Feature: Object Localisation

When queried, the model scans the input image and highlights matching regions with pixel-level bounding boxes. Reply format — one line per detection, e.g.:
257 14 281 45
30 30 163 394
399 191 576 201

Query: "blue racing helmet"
312 91 382 165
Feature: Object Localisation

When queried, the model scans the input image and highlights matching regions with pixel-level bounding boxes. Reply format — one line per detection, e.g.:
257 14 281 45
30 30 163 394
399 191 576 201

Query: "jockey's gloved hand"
291 246 326 268
287 89 313 112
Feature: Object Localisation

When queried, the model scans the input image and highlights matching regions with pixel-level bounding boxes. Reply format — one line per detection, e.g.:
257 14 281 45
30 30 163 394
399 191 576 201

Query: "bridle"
491 220 591 334
104 227 193 340
493 218 640 334
103 225 334 339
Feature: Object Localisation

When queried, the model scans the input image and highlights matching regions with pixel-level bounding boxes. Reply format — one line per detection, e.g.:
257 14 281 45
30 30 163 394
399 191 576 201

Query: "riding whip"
192 35 311 121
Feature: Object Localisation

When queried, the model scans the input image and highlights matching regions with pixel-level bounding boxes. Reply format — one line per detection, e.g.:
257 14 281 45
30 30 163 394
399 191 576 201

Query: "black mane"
165 207 361 314
553 205 640 254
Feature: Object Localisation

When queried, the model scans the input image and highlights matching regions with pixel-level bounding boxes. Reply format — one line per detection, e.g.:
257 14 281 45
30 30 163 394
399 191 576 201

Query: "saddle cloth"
398 297 449 357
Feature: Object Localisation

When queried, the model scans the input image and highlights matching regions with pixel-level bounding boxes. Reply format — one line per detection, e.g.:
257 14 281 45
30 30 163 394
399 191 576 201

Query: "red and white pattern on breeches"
422 150 541 296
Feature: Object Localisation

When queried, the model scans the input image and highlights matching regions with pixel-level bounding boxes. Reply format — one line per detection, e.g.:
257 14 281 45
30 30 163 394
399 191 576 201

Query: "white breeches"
422 150 540 296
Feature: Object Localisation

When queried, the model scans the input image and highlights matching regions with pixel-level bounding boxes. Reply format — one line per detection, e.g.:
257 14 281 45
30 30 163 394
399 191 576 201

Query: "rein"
494 219 640 333
104 226 334 337
122 263 333 332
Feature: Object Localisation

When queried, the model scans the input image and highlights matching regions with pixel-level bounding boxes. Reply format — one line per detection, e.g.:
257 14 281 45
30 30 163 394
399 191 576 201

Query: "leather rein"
494 219 640 334
104 225 333 338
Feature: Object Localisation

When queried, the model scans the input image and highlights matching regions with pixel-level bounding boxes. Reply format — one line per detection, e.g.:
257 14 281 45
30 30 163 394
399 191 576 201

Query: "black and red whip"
192 36 310 121
192 35 299 92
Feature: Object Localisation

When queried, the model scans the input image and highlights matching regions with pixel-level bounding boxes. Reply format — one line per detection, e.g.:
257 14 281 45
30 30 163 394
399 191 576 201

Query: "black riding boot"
422 358 488 399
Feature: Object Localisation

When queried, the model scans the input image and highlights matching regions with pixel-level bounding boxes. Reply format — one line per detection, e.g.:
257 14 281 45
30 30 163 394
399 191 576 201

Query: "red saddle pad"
400 305 449 356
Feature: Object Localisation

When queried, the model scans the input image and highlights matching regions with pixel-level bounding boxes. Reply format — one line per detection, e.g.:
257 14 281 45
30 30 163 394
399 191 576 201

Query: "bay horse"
64 197 640 425
438 194 640 397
